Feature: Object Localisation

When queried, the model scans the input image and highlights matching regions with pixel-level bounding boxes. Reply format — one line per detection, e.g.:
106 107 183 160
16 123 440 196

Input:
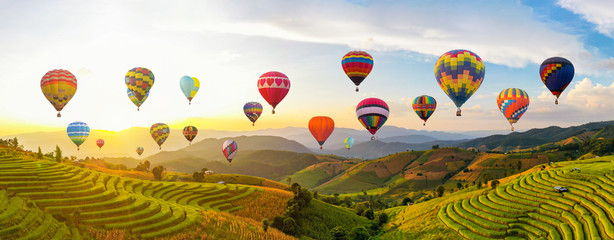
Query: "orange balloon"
308 116 335 149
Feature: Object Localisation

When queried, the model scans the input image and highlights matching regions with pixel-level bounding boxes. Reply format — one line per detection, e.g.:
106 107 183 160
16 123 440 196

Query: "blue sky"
0 0 613 135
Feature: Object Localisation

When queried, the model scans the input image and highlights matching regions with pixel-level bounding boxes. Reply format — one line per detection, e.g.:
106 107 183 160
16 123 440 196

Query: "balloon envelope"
125 67 154 102
434 49 485 116
180 75 200 104
41 69 77 117
222 140 238 164
344 137 354 150
308 116 335 149
96 139 104 149
497 88 529 131
539 57 574 104
67 121 89 150
127 88 148 110
243 102 263 126
257 71 290 114
342 51 373 91
412 95 437 125
136 147 144 156
356 98 389 140
183 126 198 144
150 123 170 149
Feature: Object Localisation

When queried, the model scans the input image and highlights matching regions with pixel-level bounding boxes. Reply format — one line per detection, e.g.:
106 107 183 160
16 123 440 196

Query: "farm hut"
554 186 568 193
204 170 214 175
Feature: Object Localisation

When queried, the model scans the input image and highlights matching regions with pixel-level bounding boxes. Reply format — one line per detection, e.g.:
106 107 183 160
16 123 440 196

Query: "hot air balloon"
257 71 290 114
183 126 198 145
342 51 374 92
344 137 354 150
125 67 154 102
308 116 335 149
127 88 148 111
136 147 144 156
96 139 105 150
434 49 485 116
180 75 200 105
356 98 389 140
41 69 77 117
150 123 169 149
539 57 574 104
497 88 530 131
222 140 238 165
412 95 437 126
243 102 263 126
67 121 89 150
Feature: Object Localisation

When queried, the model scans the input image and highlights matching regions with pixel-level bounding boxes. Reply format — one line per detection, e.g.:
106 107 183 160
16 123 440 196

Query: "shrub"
349 226 370 240
330 226 349 240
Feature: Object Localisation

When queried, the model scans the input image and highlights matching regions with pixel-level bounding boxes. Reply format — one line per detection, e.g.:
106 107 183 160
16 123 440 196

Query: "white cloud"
558 0 614 36
148 0 598 70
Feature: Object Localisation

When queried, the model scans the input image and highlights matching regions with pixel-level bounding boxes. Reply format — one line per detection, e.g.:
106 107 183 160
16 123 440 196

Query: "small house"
554 186 568 193
204 170 214 175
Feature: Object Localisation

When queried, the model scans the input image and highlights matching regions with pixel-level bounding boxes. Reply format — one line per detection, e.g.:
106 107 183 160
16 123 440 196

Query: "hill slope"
457 120 614 151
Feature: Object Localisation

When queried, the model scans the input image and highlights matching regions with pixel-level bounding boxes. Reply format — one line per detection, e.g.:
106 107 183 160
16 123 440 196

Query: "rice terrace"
2 0 614 239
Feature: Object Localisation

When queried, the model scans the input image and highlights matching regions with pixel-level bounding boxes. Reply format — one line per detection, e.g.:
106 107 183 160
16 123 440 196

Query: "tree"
517 160 522 171
435 185 445 197
362 209 374 220
37 147 43 159
152 165 165 180
271 216 285 230
54 145 62 163
402 197 413 206
282 217 298 235
135 161 151 172
457 182 463 190
330 226 349 240
491 180 500 189
349 226 370 240
355 202 369 216
432 144 439 149
11 137 18 148
192 171 204 182
262 218 270 232
286 177 292 186
377 212 388 225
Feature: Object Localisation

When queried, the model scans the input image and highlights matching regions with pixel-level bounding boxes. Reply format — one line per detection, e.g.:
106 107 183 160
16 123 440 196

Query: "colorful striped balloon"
150 123 170 149
412 95 437 126
67 121 89 150
41 69 77 117
222 140 238 165
243 102 263 126
356 98 389 140
136 147 144 156
125 67 154 102
96 139 105 149
497 88 530 131
182 126 198 145
434 49 485 116
539 57 574 104
257 71 290 114
308 116 335 149
344 137 354 150
180 75 200 105
127 88 148 111
342 51 374 92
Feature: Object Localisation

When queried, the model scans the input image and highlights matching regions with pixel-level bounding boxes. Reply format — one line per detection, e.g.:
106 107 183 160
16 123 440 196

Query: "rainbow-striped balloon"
356 98 389 140
342 51 373 92
412 95 437 126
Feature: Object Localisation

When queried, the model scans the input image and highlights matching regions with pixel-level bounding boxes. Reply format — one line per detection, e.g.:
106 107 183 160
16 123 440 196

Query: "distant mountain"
379 135 438 144
323 139 467 159
457 120 614 151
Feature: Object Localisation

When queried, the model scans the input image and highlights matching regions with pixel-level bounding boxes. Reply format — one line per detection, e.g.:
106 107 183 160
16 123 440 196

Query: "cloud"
151 0 596 70
557 0 614 37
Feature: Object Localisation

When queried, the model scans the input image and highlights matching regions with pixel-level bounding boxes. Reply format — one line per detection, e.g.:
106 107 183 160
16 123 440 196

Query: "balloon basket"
57 112 61 117
320 146 322 150
252 123 254 126
555 99 558 105
456 109 461 116
423 122 426 126
356 87 359 92
371 136 375 141
272 109 275 114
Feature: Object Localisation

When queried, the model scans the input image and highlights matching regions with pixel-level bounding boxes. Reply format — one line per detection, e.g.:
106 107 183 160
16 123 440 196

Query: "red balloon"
96 139 104 149
257 71 290 114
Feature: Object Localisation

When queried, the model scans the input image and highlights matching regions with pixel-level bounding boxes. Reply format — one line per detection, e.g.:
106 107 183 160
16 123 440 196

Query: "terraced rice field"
438 159 614 239
0 150 258 239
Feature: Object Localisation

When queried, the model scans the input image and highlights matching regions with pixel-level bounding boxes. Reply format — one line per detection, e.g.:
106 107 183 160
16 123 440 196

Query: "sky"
1 0 614 136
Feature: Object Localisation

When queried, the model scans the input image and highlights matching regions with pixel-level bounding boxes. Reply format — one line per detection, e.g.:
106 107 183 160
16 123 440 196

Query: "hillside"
0 147 295 239
457 121 614 151
382 156 614 240
325 140 466 159
285 161 357 189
